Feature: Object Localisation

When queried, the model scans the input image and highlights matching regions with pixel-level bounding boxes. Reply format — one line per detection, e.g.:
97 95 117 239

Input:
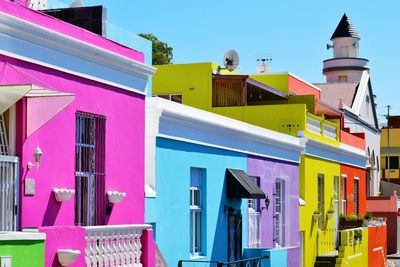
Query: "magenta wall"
0 54 145 228
247 155 300 266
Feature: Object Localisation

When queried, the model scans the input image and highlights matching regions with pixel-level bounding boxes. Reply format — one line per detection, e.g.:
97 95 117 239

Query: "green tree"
139 33 173 65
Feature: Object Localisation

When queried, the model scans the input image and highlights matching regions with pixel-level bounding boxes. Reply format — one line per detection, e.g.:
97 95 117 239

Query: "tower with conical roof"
323 13 369 83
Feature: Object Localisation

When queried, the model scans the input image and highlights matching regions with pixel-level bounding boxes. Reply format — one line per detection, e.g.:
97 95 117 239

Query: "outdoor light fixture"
27 145 43 170
262 195 270 211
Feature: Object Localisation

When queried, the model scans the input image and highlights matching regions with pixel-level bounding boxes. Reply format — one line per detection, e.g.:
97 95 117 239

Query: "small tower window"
340 46 349 57
338 76 348 82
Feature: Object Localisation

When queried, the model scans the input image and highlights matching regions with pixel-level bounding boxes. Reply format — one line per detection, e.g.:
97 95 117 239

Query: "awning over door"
226 168 266 199
0 84 75 137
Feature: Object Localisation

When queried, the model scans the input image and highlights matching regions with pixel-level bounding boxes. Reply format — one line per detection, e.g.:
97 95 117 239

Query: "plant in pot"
326 209 335 220
339 214 364 230
313 210 322 222
354 229 363 244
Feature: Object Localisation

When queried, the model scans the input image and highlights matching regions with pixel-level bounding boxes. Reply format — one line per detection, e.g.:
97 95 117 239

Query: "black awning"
226 169 266 199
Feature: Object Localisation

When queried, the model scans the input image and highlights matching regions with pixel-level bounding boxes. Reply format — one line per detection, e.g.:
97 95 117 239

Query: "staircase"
314 256 338 267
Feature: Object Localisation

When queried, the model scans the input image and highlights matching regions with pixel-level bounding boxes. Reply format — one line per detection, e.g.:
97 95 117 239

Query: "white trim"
0 10 156 95
347 253 362 260
373 246 383 252
354 176 360 180
0 231 46 240
341 174 348 178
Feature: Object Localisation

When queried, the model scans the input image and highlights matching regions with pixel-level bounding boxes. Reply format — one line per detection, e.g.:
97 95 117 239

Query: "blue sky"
56 0 400 121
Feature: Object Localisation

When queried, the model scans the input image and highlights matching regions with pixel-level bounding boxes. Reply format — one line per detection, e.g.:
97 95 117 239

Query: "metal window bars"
0 114 9 156
178 255 269 267
0 155 18 231
75 111 106 226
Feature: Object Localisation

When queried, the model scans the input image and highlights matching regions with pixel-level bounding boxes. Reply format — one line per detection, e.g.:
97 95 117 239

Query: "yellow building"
381 116 400 181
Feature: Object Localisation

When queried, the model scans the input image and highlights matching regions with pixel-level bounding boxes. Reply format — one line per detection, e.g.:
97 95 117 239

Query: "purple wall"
247 156 299 250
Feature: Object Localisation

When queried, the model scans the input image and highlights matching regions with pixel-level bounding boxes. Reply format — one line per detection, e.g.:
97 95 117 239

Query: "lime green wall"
212 104 307 137
153 63 214 111
250 74 289 94
0 240 45 267
336 228 369 267
288 95 315 114
299 155 340 267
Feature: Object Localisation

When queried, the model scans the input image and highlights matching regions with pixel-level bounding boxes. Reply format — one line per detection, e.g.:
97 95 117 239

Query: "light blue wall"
146 137 248 266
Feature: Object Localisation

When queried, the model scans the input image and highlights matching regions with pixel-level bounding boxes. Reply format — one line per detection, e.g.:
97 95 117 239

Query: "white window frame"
274 179 284 247
190 168 203 257
341 174 347 215
155 94 183 103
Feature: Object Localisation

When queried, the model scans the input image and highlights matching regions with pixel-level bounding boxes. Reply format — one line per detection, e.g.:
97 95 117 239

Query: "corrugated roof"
331 13 360 40
314 82 359 108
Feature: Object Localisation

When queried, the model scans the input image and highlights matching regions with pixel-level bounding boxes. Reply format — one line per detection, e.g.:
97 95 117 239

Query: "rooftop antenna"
256 58 272 73
218 50 240 72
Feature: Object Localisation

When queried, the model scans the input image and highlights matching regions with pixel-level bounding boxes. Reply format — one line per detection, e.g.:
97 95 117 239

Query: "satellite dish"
223 50 240 72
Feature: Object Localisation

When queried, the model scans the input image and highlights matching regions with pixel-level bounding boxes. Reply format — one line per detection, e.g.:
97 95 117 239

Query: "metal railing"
84 224 151 267
248 211 261 248
306 115 322 134
178 255 269 267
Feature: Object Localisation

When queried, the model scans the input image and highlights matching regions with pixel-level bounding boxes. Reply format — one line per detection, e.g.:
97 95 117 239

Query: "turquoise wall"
146 137 247 266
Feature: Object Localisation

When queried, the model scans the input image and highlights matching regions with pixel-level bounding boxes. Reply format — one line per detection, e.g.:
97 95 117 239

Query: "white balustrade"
248 211 261 248
306 115 321 134
84 224 151 267
323 123 337 140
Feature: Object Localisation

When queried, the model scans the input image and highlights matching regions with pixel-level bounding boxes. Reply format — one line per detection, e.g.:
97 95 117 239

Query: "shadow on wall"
42 189 62 226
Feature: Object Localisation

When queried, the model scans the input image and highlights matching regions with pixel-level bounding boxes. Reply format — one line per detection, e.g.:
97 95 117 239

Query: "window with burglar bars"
190 168 204 256
274 179 284 247
317 174 324 229
0 114 9 155
354 178 359 215
75 112 106 226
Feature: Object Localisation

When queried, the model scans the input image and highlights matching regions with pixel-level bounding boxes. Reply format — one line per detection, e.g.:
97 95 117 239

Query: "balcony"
84 224 152 266
340 130 365 150
248 211 261 248
323 57 369 74
382 169 400 179
306 114 338 142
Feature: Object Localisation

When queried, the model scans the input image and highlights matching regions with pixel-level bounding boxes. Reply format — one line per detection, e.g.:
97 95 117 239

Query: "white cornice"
147 97 304 162
0 10 156 95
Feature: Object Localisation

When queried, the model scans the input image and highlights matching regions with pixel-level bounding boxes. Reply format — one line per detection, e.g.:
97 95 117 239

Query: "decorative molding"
107 191 126 204
0 10 156 95
53 188 75 202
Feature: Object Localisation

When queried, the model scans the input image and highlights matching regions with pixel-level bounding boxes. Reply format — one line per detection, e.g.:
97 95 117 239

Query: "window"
341 175 347 215
0 113 9 155
248 177 261 248
338 76 348 82
386 156 399 169
75 112 106 226
317 174 324 229
190 168 204 256
340 46 349 57
354 178 359 215
156 94 182 104
274 179 285 247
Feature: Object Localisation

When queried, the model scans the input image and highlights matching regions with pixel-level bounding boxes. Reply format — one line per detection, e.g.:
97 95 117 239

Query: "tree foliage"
139 33 173 65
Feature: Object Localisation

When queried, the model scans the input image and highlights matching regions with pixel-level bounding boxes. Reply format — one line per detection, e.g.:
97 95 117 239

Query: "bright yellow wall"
212 104 307 137
336 228 369 267
381 128 400 147
153 62 214 111
299 154 340 267
250 74 289 94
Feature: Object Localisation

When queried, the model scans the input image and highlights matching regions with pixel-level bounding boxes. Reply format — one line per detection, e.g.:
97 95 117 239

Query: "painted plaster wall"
368 225 387 267
336 228 369 267
340 165 366 215
40 226 86 267
0 239 45 266
299 155 340 267
247 156 299 250
146 137 247 266
2 54 146 227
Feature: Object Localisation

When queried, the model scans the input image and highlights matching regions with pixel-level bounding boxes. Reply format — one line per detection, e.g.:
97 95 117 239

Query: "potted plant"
326 209 335 220
353 229 363 244
339 214 364 230
313 210 322 222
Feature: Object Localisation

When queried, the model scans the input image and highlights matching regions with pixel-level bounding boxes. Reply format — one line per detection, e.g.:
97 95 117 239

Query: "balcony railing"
84 224 151 267
306 114 338 141
306 115 321 134
248 211 261 248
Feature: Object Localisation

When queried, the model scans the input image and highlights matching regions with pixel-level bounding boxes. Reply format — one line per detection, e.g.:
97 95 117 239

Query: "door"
333 176 339 247
0 155 19 231
228 209 242 262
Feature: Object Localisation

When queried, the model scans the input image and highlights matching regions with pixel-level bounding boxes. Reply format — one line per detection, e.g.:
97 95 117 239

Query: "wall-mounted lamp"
27 145 43 170
261 195 270 211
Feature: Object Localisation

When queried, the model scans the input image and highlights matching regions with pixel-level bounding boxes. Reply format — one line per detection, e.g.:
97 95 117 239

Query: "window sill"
190 254 206 260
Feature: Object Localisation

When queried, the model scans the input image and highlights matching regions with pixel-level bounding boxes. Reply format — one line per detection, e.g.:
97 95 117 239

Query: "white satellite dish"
223 50 240 72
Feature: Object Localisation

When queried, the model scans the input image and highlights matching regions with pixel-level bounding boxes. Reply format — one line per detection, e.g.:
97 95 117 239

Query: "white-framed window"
338 75 348 82
354 177 359 215
341 175 347 215
274 179 285 247
248 177 261 248
340 46 349 57
190 168 204 256
317 174 324 229
155 94 182 104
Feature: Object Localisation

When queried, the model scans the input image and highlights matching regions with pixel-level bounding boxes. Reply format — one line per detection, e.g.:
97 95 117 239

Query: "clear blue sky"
57 0 400 122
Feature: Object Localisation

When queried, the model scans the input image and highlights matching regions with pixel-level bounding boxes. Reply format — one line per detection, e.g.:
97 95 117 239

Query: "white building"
315 13 381 196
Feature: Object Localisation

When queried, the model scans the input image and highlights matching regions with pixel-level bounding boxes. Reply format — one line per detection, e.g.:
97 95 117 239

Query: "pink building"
0 1 155 266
